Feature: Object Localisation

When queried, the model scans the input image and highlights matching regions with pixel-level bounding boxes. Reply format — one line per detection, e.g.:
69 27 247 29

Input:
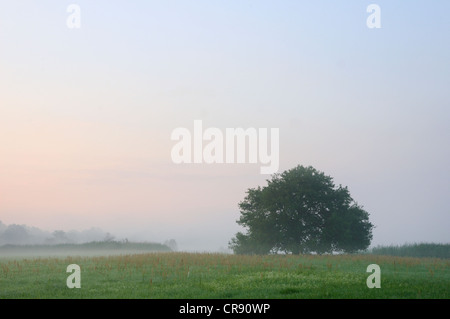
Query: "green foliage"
230 165 374 255
371 243 450 259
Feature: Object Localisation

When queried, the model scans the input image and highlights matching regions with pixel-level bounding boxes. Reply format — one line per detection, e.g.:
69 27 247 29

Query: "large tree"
229 165 374 254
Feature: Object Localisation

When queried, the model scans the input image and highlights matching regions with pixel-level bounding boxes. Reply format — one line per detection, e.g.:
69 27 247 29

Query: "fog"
0 2 449 253
0 220 117 246
0 219 228 253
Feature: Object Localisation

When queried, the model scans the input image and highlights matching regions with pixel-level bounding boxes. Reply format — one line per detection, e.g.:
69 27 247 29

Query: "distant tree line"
370 243 450 259
0 221 178 252
0 221 117 246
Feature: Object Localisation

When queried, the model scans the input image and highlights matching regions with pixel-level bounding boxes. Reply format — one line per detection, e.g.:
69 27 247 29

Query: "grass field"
0 252 448 299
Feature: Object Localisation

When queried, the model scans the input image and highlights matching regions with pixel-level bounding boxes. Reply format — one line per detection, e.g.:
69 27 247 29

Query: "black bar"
1 299 447 318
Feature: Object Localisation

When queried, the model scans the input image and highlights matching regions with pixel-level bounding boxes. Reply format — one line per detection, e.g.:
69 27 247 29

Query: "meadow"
0 252 448 299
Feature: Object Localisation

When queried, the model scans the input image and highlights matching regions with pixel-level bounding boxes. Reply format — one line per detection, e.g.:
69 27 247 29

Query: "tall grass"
1 252 448 298
370 243 450 259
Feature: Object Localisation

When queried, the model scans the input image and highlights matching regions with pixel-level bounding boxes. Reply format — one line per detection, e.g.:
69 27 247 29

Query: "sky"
0 1 449 251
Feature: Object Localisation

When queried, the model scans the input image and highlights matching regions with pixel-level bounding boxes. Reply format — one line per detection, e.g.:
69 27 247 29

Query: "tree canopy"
229 165 374 254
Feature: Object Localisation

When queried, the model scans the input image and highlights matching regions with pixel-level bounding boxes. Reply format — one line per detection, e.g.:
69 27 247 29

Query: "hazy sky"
0 1 449 251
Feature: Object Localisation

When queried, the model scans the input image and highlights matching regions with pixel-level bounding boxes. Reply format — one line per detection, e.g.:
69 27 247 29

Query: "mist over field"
0 220 112 246
0 220 179 251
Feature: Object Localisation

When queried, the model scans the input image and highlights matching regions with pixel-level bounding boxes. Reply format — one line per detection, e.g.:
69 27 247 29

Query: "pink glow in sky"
1 1 449 250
